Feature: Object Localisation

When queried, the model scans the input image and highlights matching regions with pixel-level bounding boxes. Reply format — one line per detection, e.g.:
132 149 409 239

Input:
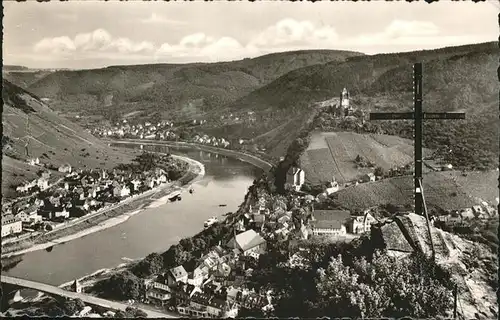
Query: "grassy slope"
2 80 137 199
17 50 362 122
332 170 497 211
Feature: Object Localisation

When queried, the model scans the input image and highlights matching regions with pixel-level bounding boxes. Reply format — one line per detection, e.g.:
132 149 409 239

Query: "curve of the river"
3 144 263 286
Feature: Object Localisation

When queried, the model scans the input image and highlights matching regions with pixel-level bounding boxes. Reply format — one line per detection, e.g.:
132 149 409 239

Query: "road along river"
3 144 264 286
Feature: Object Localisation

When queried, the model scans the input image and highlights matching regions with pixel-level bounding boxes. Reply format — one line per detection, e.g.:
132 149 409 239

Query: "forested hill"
225 41 498 169
5 50 362 121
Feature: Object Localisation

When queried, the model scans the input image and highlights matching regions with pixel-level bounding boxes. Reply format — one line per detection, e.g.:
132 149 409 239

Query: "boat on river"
168 191 182 202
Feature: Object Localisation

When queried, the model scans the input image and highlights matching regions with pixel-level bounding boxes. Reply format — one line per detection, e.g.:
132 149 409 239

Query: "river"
2 144 263 286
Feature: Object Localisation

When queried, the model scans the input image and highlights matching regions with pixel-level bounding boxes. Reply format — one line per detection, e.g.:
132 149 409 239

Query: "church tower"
72 279 82 293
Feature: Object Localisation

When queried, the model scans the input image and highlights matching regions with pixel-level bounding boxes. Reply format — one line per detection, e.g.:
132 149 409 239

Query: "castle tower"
340 88 350 109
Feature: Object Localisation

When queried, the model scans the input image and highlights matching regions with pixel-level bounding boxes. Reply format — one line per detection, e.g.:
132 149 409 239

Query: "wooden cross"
369 63 465 218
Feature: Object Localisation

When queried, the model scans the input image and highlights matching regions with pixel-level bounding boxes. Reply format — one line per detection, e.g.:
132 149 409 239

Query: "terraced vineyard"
334 170 496 211
301 131 416 184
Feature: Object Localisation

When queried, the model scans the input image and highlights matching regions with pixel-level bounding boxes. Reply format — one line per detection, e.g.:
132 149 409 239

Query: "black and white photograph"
1 0 498 318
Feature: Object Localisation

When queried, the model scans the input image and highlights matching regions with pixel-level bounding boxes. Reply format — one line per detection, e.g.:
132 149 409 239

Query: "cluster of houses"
2 164 171 239
91 120 177 140
434 202 498 226
138 228 271 318
90 118 238 150
192 135 230 148
219 111 257 125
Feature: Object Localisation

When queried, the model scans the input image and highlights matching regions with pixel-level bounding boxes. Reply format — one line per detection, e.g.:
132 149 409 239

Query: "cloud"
34 36 76 55
34 29 155 56
249 18 339 49
345 20 492 53
141 13 186 25
155 33 258 62
31 19 493 66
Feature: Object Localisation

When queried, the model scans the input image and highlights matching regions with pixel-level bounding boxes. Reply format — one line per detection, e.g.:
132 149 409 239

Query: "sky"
3 1 498 69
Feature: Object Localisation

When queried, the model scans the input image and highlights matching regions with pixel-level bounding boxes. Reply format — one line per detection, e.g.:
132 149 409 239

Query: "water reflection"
118 143 261 182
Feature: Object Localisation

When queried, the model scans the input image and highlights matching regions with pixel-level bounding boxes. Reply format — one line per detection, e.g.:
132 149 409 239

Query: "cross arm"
369 112 414 120
370 112 465 120
423 112 465 120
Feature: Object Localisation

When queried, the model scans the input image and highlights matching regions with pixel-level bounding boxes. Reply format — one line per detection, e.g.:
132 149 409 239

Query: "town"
1 153 188 248
64 154 497 318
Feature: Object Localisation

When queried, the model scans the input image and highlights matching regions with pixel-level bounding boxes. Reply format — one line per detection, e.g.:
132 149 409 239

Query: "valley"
2 38 498 320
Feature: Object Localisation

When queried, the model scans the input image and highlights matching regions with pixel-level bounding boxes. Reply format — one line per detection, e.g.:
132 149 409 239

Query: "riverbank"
106 139 274 171
53 142 270 291
1 155 205 259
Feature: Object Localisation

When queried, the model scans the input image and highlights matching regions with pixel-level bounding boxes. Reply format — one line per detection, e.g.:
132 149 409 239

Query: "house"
130 179 142 191
459 208 475 220
309 210 350 236
18 207 43 225
217 262 232 278
78 306 92 317
166 266 188 287
16 180 36 193
207 298 226 318
147 275 172 305
360 172 376 183
37 178 49 191
54 208 70 219
472 205 489 219
226 229 267 256
1 215 23 237
189 265 210 287
325 179 339 195
58 164 72 173
285 167 305 192
349 211 377 234
28 158 40 166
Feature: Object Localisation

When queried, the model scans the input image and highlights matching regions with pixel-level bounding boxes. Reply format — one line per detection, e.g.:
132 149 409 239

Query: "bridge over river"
1 275 177 318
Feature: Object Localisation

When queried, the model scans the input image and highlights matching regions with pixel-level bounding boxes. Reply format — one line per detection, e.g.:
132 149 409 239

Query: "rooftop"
169 265 188 279
233 229 266 252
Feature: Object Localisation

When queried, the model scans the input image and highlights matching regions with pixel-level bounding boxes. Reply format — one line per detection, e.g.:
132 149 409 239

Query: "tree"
63 299 79 316
374 166 385 177
94 270 143 301
132 252 164 278
46 303 65 317
314 252 453 318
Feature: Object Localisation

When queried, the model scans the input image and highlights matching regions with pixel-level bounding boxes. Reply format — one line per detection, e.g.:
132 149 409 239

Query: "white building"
285 167 305 192
37 178 49 191
310 210 350 236
2 215 23 237
58 164 72 173
54 208 70 219
349 212 377 234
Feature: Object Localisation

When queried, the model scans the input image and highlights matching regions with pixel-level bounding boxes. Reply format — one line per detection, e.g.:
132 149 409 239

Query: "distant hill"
226 41 498 167
15 50 362 122
1 80 136 199
332 170 498 212
2 70 55 89
3 65 30 71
